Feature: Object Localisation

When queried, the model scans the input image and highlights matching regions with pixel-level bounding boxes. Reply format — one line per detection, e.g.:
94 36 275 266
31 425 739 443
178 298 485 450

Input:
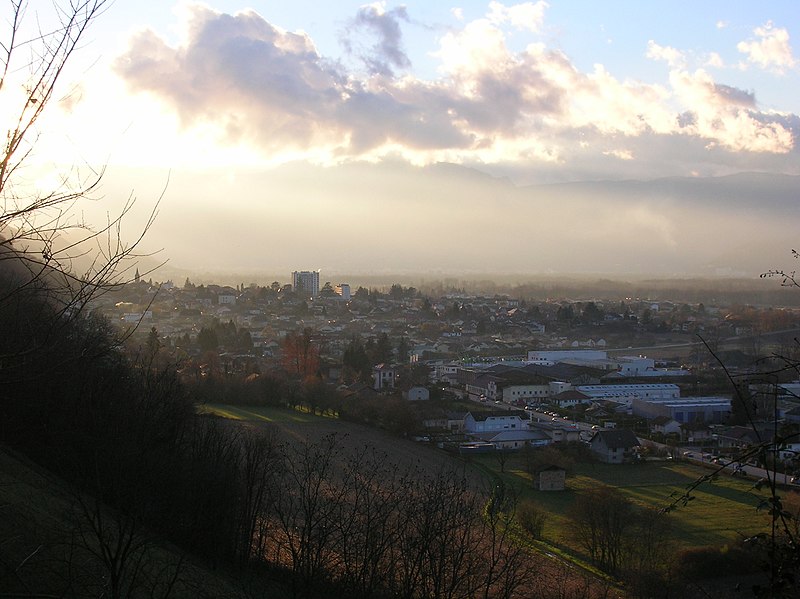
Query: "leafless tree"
329 446 405 598
236 428 280 565
67 488 184 599
569 486 632 575
271 434 347 598
479 483 537 599
0 0 160 321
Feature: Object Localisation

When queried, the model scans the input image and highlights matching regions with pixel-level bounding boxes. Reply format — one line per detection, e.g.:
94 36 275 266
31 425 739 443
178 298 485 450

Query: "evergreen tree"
372 333 393 364
342 336 371 383
397 336 410 364
197 327 219 352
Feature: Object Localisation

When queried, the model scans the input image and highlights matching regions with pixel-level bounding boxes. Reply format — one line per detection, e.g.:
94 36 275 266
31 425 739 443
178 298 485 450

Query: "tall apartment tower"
291 270 320 298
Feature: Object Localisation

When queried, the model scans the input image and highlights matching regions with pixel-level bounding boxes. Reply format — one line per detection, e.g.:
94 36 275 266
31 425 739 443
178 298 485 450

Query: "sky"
6 1 800 281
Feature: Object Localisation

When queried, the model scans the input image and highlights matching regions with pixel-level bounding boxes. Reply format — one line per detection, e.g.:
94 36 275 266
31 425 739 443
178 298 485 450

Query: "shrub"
518 501 546 540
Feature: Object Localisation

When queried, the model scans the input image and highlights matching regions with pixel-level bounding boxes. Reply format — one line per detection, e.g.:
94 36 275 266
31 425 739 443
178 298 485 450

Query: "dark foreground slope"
0 445 265 598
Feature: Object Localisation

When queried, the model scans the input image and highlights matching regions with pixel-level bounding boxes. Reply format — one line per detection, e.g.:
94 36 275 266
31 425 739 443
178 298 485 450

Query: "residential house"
373 364 396 390
529 420 581 443
715 426 761 451
550 389 592 408
649 416 682 436
421 410 467 433
589 429 640 464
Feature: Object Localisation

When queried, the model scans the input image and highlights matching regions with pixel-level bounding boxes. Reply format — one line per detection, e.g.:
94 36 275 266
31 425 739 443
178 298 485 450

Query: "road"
682 452 799 487
605 327 800 357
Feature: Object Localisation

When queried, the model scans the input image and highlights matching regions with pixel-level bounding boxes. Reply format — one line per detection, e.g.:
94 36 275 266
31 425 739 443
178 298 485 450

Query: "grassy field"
199 402 779 584
200 404 773 551
198 402 326 424
473 452 773 553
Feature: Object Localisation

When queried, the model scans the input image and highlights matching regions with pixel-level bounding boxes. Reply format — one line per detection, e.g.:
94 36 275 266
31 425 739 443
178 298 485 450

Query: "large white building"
335 283 351 300
632 396 731 424
292 270 320 298
576 383 680 409
526 350 608 364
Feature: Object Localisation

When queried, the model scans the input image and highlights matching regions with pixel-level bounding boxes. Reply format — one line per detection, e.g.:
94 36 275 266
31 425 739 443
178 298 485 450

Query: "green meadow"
474 454 773 552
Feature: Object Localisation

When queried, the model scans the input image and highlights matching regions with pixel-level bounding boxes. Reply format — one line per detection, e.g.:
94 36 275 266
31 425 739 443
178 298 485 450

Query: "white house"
589 429 641 464
649 416 682 436
373 364 396 390
550 390 592 408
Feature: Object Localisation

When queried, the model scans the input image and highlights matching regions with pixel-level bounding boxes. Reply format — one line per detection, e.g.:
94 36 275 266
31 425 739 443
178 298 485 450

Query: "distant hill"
96 162 799 279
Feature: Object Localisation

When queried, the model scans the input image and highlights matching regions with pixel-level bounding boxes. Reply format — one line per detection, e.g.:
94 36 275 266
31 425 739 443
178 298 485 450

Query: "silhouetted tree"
397 336 410 364
342 336 371 383
371 333 393 365
197 327 218 352
320 281 336 297
569 486 632 574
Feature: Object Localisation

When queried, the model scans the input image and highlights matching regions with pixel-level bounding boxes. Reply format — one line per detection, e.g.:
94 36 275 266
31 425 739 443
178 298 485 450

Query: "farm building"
533 465 566 491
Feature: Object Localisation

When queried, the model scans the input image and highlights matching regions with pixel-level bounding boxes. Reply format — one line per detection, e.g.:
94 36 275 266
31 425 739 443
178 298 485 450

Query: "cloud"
705 52 724 68
646 40 685 69
342 3 411 76
113 2 797 176
603 149 634 161
737 22 797 73
487 1 548 32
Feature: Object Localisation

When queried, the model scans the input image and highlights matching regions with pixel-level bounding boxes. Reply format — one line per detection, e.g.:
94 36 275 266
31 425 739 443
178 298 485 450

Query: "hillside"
0 446 266 598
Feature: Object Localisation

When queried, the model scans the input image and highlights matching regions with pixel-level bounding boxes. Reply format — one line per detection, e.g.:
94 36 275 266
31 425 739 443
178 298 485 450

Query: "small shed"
404 386 430 401
534 465 566 491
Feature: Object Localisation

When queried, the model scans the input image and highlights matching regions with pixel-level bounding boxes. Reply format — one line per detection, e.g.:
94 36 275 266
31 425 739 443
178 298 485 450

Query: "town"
4 0 800 596
98 269 800 474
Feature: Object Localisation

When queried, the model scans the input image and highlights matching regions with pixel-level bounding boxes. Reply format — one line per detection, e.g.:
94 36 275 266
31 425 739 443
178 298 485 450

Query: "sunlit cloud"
112 2 797 176
646 40 685 69
737 22 797 74
705 52 724 68
487 1 548 32
603 149 634 161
